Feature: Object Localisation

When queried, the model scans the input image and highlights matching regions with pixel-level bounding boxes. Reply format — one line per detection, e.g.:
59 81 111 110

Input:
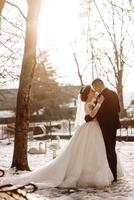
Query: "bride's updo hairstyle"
80 85 91 102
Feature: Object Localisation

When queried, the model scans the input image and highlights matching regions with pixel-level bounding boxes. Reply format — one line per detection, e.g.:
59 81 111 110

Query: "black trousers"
102 130 117 180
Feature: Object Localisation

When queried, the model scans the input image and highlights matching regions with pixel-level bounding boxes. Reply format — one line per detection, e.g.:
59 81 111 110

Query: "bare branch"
5 1 26 20
73 52 84 86
0 68 19 82
0 40 14 53
96 56 116 89
81 64 89 75
2 29 23 38
104 52 117 74
106 0 134 12
93 0 125 67
1 15 24 33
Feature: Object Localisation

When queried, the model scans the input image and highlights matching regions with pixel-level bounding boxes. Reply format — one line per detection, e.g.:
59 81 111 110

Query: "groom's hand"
85 115 93 122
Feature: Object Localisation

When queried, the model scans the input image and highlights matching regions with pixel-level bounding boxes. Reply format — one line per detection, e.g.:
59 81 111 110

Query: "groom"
85 78 121 182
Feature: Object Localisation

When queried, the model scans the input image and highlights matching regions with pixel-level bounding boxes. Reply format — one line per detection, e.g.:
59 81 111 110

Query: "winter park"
0 0 134 199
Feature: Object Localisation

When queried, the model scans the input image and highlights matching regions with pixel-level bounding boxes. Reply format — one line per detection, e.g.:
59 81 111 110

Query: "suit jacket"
85 88 121 133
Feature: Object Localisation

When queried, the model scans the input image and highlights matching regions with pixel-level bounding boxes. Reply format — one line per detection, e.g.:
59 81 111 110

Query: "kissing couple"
0 78 123 189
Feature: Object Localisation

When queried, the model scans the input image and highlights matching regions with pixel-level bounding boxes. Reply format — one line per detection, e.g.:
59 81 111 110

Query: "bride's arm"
87 95 104 118
88 102 102 118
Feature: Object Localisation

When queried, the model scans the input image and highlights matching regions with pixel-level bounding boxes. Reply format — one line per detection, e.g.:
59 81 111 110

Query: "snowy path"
0 139 134 200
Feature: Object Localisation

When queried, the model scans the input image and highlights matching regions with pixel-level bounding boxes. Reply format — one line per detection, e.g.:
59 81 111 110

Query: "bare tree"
93 0 129 117
80 0 134 117
0 1 25 86
11 0 41 170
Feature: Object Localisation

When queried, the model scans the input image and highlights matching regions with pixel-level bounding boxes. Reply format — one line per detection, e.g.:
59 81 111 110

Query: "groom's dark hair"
92 78 104 86
80 85 91 102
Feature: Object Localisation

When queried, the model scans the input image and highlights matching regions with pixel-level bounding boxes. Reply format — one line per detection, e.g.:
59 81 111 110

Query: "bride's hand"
97 95 104 104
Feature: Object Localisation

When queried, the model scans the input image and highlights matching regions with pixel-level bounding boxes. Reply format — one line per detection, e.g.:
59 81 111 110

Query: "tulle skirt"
2 120 123 189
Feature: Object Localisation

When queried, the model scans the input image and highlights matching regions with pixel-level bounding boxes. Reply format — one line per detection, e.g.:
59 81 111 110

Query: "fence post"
69 120 71 135
49 121 52 135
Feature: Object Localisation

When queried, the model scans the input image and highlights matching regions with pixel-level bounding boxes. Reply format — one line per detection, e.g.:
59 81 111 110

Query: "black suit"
85 88 121 180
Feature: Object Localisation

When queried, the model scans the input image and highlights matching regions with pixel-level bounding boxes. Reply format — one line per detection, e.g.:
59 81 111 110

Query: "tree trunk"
117 87 126 118
116 70 126 118
0 0 5 15
11 0 41 170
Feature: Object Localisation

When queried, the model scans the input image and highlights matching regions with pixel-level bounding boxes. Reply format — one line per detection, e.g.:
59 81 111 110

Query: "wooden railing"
1 117 134 141
0 115 46 124
117 118 134 141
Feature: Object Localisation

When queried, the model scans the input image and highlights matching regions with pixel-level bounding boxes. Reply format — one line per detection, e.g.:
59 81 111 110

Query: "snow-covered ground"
0 138 134 200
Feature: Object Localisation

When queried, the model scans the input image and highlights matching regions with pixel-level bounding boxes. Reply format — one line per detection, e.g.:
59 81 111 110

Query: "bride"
1 85 123 189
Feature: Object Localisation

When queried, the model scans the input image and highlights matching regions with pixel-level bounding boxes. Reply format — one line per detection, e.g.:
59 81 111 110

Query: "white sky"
37 0 82 84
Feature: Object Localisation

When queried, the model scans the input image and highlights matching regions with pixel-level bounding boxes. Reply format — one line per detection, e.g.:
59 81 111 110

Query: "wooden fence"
0 117 134 141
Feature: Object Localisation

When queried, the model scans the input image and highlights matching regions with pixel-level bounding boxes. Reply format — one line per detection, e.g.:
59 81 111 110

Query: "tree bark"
0 0 5 15
116 70 126 118
11 0 41 170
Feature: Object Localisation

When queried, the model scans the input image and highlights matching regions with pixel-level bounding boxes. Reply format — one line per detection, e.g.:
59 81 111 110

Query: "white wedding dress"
2 102 123 189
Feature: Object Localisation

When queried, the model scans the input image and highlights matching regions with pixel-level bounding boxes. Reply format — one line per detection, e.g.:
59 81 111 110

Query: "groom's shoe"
112 178 117 183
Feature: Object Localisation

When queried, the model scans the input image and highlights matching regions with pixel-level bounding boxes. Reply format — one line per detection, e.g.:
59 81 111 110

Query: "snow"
0 138 134 200
0 111 15 118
